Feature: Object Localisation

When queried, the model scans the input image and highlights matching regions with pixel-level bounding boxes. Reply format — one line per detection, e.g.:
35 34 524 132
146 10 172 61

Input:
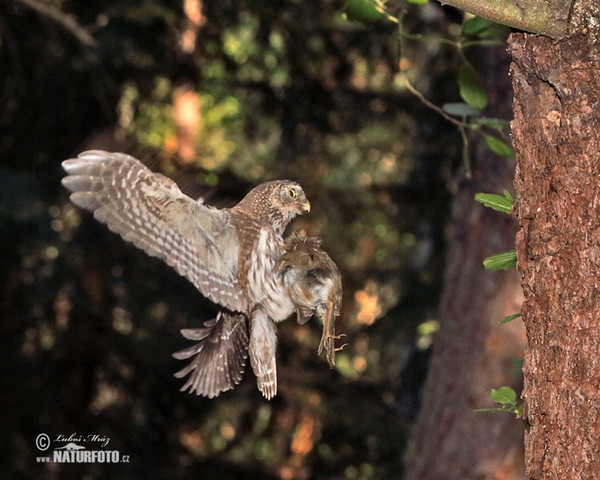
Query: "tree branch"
436 0 570 39
17 0 97 47
401 77 464 128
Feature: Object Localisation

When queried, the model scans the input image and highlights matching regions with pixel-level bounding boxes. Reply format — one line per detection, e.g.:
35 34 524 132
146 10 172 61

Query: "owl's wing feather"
62 150 247 312
173 312 249 398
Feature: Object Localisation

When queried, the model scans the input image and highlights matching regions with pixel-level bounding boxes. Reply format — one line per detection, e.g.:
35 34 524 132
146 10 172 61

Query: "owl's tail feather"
174 311 249 399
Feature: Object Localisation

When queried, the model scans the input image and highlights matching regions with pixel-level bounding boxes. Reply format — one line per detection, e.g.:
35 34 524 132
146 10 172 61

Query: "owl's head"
235 180 310 232
269 180 310 215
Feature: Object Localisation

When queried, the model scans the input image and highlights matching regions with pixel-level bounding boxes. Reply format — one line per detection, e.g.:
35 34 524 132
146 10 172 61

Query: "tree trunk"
510 33 600 479
404 46 526 480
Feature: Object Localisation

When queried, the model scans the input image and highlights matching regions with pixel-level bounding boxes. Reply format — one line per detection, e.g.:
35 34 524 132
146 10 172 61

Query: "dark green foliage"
458 62 487 109
485 135 515 158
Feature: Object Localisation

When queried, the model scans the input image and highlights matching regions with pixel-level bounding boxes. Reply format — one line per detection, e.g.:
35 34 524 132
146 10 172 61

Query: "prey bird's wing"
62 150 247 313
279 233 342 367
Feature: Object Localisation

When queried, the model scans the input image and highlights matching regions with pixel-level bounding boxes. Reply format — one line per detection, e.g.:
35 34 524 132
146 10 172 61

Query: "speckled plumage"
62 150 311 399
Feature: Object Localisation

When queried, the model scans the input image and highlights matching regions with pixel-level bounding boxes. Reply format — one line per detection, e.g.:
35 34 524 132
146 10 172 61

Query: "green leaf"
483 250 517 270
474 190 514 214
458 63 487 109
485 135 515 158
475 386 524 418
405 0 428 3
477 386 523 418
500 313 522 325
343 0 398 24
462 17 493 36
491 386 517 405
442 102 481 117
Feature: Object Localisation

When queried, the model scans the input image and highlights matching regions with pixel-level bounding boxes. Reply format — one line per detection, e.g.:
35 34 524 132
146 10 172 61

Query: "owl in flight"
62 150 341 399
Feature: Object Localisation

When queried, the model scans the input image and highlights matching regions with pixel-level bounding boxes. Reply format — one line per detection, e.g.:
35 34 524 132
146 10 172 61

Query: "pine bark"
510 33 600 479
404 47 526 480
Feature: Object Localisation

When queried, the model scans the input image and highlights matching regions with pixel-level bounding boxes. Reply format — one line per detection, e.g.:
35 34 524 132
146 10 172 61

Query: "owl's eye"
288 189 297 198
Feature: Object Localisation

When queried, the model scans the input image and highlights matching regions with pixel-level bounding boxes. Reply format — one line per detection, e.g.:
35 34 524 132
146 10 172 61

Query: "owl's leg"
249 308 278 400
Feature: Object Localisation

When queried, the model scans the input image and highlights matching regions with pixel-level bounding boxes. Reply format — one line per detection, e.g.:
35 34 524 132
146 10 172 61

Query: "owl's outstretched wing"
173 311 249 398
62 150 247 312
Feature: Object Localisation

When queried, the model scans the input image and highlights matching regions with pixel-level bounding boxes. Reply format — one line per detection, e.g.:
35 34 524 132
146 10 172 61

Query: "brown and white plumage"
175 233 343 398
62 151 247 312
248 309 279 400
173 311 249 398
62 150 311 399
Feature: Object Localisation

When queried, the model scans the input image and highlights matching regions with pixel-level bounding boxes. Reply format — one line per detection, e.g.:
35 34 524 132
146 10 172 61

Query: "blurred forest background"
0 0 523 479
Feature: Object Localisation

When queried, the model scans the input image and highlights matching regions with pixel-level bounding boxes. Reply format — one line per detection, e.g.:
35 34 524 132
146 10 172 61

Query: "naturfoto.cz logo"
35 433 130 464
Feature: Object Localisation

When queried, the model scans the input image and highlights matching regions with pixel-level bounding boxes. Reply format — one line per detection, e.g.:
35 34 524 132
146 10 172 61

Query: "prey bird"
62 150 341 399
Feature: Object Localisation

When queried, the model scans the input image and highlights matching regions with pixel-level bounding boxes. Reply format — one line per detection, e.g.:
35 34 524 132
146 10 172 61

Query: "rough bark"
404 47 526 480
510 33 600 479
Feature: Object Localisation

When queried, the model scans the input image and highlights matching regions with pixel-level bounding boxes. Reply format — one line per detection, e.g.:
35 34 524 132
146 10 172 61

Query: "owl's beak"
301 200 311 213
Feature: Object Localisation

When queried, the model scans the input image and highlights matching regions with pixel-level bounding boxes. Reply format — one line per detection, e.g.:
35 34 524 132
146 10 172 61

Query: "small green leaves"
342 0 398 24
483 250 517 270
500 312 522 325
485 135 515 158
476 192 516 269
458 63 487 110
474 190 514 214
475 386 524 418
